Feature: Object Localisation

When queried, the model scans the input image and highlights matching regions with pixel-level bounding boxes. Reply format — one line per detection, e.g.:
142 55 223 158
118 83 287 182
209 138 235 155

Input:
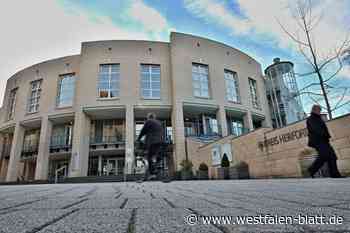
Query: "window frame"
224 69 240 103
7 87 18 120
140 64 161 100
248 77 260 109
27 79 42 114
56 73 76 108
192 63 210 98
97 63 120 99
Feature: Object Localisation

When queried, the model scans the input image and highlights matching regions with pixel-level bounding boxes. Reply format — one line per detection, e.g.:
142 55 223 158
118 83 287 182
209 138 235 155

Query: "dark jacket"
306 113 331 148
137 119 164 148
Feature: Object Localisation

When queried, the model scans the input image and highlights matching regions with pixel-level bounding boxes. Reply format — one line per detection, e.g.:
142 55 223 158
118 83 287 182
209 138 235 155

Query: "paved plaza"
0 178 350 233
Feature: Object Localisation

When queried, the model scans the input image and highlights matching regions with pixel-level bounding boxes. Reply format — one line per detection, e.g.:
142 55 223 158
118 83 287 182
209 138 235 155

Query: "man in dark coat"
307 105 342 178
137 113 164 179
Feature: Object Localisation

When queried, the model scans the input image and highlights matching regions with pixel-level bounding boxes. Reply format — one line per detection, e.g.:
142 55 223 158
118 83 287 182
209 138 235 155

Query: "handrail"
55 165 67 184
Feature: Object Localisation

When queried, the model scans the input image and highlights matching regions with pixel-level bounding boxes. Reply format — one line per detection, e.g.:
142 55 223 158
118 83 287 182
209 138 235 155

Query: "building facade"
0 32 271 182
191 113 350 178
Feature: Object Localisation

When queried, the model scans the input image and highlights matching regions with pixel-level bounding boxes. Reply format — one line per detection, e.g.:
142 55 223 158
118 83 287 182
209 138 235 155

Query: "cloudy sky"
0 0 349 115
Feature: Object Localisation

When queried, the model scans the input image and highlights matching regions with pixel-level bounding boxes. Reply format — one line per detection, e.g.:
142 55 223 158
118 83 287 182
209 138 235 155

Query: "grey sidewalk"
0 178 350 233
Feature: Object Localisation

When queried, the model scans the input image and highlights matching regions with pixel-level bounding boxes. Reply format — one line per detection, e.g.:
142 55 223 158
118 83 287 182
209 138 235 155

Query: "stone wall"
190 113 350 178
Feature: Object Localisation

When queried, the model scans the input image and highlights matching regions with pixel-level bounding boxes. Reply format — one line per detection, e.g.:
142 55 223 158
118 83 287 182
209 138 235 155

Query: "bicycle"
134 141 172 182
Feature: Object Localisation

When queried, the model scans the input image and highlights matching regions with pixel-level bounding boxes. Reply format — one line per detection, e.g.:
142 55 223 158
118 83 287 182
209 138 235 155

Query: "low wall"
191 113 350 178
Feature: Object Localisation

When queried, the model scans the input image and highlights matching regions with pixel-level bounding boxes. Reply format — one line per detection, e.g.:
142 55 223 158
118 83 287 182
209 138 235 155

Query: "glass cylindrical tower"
265 58 305 128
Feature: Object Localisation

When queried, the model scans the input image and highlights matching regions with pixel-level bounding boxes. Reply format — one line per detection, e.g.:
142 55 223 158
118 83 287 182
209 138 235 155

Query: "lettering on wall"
258 128 308 151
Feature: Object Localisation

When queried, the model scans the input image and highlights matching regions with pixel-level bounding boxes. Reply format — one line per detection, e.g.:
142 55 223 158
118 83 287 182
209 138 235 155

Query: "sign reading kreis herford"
258 128 308 151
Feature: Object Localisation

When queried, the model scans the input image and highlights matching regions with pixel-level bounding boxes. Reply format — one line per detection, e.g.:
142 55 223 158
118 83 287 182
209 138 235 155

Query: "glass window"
230 120 244 136
51 124 73 146
192 64 209 98
225 70 240 103
7 88 17 120
23 129 40 151
249 78 260 109
140 64 161 99
57 74 75 107
98 64 120 98
90 120 125 143
28 80 42 113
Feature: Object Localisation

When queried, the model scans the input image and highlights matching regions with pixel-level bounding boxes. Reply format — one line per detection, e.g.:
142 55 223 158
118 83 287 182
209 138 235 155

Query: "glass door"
116 159 125 175
106 159 117 176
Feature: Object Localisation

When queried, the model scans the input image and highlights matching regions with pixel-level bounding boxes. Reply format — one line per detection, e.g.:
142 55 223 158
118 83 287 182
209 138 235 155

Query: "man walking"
307 105 342 178
137 113 164 180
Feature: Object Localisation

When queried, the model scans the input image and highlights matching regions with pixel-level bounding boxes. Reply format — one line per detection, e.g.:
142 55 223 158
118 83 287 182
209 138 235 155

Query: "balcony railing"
229 127 251 137
21 141 39 158
184 122 222 138
89 135 125 150
50 135 72 153
90 135 125 144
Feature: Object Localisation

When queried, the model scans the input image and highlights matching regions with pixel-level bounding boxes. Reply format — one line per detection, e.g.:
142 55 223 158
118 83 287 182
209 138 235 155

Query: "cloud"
339 66 350 79
0 0 171 106
129 0 169 34
184 0 350 58
184 0 252 34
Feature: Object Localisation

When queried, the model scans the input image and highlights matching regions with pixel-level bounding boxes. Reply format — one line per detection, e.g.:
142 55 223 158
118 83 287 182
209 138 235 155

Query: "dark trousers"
308 143 342 178
146 143 161 175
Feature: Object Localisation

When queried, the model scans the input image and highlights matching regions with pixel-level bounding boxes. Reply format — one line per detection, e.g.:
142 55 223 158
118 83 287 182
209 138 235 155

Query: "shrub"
198 162 208 171
180 159 193 172
221 153 230 168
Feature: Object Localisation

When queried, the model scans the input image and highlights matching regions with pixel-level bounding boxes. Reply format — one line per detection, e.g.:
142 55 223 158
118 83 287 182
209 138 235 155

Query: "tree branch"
331 88 348 111
276 18 309 47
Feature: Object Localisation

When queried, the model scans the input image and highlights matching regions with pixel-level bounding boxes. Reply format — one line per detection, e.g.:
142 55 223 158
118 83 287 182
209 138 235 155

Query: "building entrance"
103 158 124 176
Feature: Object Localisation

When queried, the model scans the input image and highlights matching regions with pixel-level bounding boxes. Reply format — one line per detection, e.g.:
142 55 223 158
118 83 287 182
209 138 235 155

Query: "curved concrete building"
0 32 271 182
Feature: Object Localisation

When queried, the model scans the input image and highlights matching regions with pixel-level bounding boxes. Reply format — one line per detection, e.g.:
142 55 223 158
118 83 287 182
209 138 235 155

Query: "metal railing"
184 122 222 138
55 165 67 184
228 127 251 137
50 135 72 149
90 135 125 145
21 141 39 157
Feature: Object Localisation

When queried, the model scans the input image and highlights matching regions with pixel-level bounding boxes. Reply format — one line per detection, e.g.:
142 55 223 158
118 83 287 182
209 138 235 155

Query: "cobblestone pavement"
0 178 350 233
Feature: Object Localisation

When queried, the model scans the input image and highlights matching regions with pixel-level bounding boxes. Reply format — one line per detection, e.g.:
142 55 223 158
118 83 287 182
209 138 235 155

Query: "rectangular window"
22 129 40 153
51 124 73 147
90 119 125 143
27 80 42 113
98 64 120 98
249 78 260 109
230 120 244 136
7 88 17 120
57 73 75 107
224 70 240 103
192 63 209 98
141 64 161 99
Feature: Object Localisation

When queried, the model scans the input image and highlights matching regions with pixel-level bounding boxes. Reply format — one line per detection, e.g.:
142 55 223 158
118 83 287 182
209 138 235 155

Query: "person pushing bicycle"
136 112 164 180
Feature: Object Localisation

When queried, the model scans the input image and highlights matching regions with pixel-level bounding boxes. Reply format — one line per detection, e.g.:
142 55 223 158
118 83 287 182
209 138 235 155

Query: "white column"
34 117 52 180
173 102 185 171
98 155 102 176
244 111 254 131
202 114 207 135
6 123 25 182
0 133 4 181
217 107 228 136
69 110 90 177
125 105 134 174
0 133 4 160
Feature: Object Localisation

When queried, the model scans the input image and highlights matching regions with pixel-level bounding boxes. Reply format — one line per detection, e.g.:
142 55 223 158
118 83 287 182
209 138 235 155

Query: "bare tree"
277 0 350 119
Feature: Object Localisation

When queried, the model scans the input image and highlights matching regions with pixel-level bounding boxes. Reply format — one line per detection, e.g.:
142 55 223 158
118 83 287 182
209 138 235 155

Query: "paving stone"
37 209 131 233
0 210 71 233
0 178 349 232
